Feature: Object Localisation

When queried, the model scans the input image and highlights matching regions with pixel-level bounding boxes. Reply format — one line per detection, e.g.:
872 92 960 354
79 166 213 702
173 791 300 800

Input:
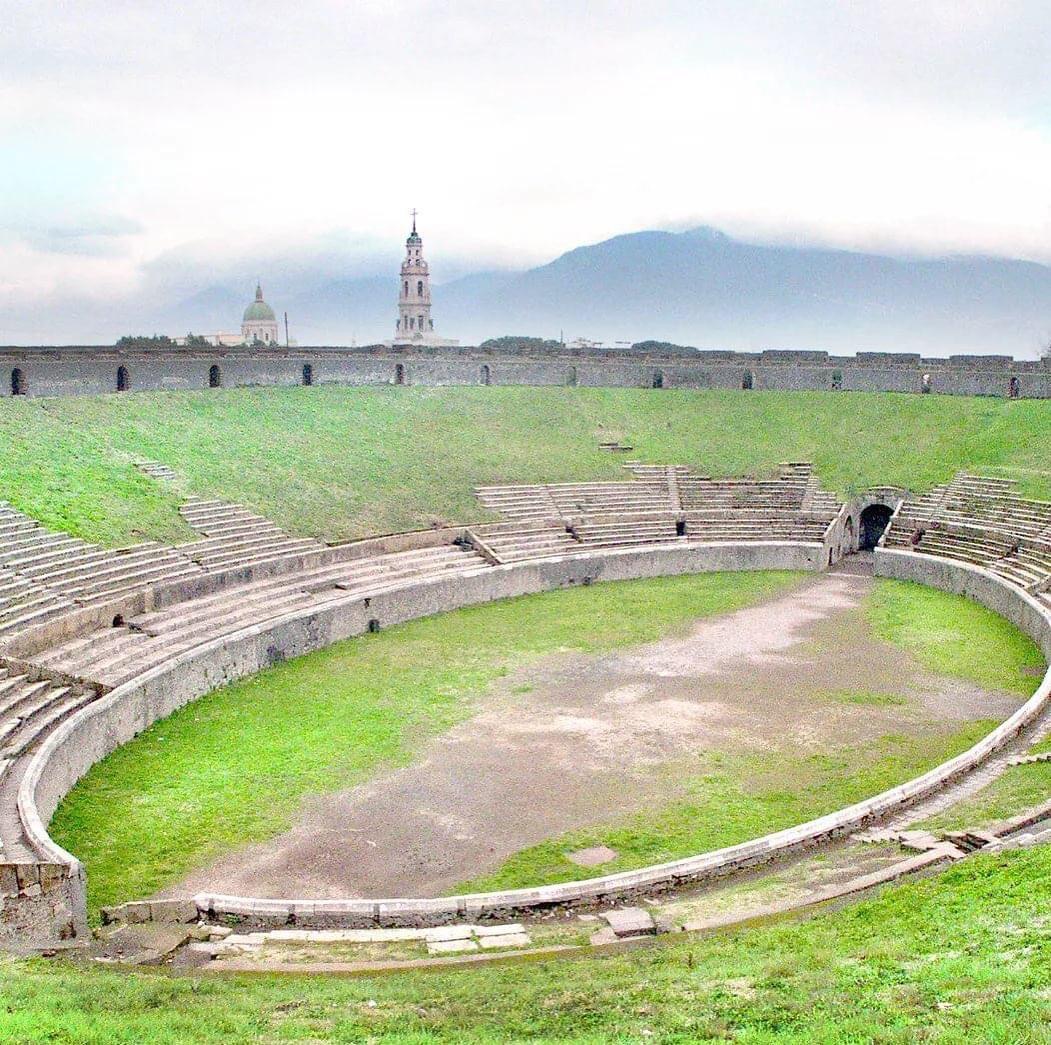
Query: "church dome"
243 283 276 322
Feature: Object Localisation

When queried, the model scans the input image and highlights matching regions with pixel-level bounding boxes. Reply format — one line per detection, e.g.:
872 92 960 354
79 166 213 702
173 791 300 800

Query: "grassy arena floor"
49 575 1044 920
0 387 1049 545
50 571 807 917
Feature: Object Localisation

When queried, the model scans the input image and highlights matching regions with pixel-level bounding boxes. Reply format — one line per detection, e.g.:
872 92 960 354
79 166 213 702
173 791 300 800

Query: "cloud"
2 0 1050 339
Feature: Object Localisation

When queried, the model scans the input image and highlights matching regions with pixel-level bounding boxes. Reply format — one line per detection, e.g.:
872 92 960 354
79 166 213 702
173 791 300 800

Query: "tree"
115 335 174 350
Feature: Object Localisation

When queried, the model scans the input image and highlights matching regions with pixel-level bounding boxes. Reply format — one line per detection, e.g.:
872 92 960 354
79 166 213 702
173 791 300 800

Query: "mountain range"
11 227 1051 356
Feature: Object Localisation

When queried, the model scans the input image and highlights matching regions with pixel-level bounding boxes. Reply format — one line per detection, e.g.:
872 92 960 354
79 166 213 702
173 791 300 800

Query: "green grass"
1 386 1050 545
920 761 1051 833
456 726 997 894
1 845 1049 1042
817 688 908 707
867 578 1046 696
457 580 1045 894
49 571 805 919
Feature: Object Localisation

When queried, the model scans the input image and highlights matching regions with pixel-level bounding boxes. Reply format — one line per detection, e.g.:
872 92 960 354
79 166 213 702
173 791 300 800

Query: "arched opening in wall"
831 369 843 390
921 373 932 394
302 364 313 387
394 363 405 386
1008 376 1020 399
208 364 221 388
480 364 491 386
10 368 25 396
742 370 754 390
859 504 893 550
566 366 577 387
116 366 130 392
652 370 663 389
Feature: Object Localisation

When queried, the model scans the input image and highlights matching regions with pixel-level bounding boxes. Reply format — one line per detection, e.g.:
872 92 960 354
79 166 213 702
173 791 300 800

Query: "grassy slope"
1 845 1049 1042
1 387 1049 545
50 571 805 917
458 579 1045 893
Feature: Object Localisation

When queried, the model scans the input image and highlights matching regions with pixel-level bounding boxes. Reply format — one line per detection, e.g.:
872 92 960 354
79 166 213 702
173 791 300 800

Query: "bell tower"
394 210 435 344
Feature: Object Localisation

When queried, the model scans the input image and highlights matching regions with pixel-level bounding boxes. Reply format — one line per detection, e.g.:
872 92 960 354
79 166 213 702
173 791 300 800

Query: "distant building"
172 332 244 347
391 213 458 347
171 284 285 348
242 283 281 345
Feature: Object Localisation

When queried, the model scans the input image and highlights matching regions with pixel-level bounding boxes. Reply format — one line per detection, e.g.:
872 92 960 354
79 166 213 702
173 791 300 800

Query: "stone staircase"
469 520 580 563
134 461 179 483
176 499 325 573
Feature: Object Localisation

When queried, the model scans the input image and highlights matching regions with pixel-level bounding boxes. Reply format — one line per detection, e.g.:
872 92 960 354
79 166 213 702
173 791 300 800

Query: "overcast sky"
3 0 1050 324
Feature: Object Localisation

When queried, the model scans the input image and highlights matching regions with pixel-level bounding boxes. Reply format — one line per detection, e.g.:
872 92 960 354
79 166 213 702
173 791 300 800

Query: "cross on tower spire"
410 208 418 234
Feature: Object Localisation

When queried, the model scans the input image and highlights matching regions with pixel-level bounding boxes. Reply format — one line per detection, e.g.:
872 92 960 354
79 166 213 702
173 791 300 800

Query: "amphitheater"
1 429 1050 970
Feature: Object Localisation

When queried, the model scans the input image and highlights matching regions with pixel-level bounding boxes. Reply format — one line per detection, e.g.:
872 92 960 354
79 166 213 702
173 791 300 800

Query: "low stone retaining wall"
10 541 820 948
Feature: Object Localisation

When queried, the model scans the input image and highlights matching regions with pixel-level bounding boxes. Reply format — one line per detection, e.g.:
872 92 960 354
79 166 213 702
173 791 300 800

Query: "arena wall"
9 541 1051 944
2 346 1049 398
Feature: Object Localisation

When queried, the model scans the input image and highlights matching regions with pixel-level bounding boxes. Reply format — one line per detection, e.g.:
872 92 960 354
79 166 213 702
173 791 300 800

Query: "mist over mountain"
7 226 1051 356
438 227 1051 357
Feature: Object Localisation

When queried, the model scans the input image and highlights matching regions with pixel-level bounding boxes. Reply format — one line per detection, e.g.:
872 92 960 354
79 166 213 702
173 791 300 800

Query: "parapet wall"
2 345 1049 399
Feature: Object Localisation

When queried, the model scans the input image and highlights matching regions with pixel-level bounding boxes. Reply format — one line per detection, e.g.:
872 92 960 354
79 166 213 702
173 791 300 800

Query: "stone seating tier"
0 667 99 861
176 499 326 574
36 544 487 688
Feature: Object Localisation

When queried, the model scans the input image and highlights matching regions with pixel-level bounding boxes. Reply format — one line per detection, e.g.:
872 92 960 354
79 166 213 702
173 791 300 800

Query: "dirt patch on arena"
163 573 1024 900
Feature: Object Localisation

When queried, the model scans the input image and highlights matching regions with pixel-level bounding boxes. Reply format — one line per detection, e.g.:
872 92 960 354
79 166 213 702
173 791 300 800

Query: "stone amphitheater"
1 455 1050 961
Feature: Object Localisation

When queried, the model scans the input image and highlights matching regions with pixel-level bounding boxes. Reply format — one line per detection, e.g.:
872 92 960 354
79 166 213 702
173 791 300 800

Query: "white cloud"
1 0 1049 336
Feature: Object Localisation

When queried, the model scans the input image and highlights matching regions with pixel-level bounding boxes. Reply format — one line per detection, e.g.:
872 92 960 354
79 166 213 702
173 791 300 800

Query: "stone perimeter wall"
2 346 1049 398
8 539 1051 944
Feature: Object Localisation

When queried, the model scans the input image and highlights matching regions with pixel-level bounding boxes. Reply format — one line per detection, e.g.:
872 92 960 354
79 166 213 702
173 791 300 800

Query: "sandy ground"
163 573 1023 900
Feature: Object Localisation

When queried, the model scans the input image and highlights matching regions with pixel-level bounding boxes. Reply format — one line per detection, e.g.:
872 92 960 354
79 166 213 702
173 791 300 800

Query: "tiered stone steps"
547 481 674 518
938 475 1051 540
0 567 74 641
682 513 832 542
0 503 202 611
176 499 325 573
471 485 561 521
470 521 580 562
36 544 487 688
0 666 100 861
14 542 203 605
884 473 1051 593
573 517 681 548
135 460 179 483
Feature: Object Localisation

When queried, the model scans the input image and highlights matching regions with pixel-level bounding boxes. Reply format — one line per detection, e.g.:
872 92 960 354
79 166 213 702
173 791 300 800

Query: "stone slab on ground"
270 928 423 944
475 923 526 937
427 938 479 955
566 845 619 867
92 924 191 965
423 925 477 942
478 932 531 950
602 907 656 938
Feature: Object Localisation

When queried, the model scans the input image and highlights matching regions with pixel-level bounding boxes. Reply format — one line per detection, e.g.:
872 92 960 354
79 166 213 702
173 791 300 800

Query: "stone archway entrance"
859 504 893 550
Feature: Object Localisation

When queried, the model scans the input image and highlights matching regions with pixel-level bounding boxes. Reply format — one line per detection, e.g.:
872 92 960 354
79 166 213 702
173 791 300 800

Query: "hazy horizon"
3 1 1050 349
